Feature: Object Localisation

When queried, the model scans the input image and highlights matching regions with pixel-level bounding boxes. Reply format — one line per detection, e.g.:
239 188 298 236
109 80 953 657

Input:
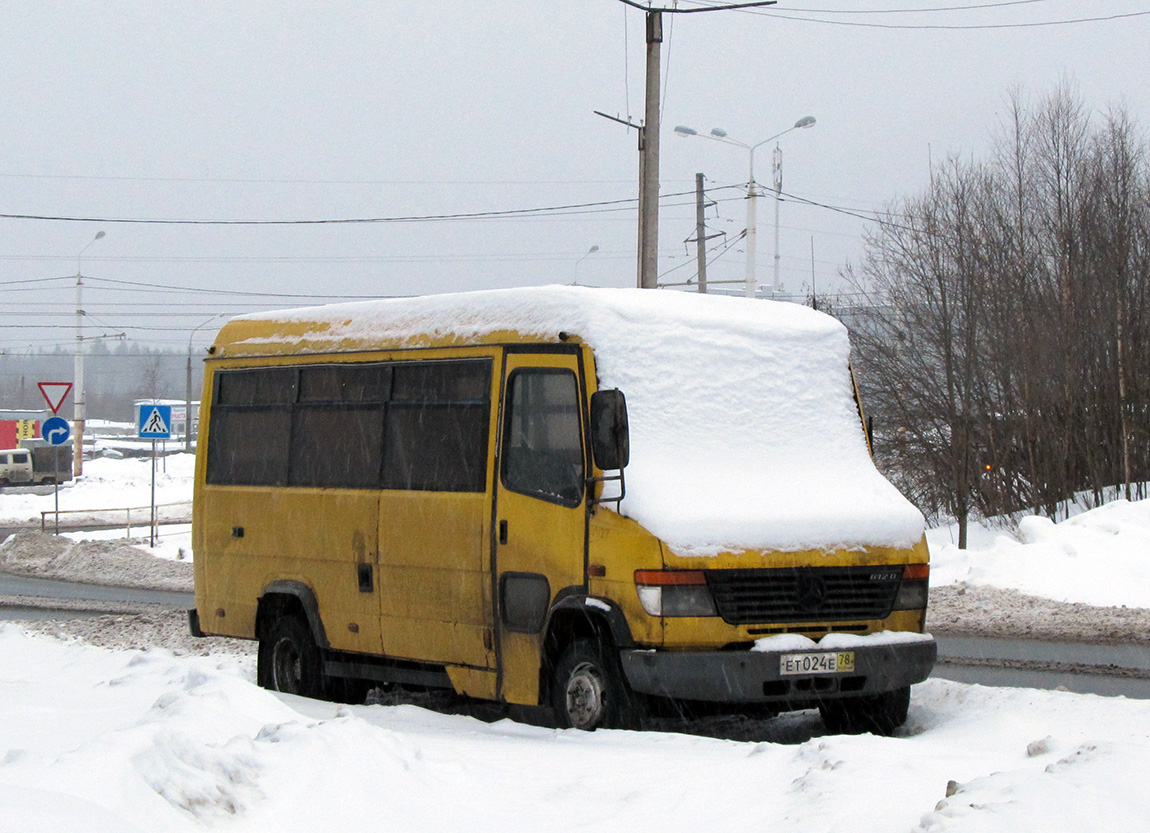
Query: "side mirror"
590 389 629 471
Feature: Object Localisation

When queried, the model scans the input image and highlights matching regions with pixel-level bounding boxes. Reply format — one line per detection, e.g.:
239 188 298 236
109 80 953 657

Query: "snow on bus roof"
224 286 924 555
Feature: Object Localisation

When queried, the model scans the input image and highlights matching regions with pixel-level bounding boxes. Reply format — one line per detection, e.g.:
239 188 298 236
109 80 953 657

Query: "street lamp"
674 116 815 297
186 315 225 453
73 230 105 478
574 245 599 285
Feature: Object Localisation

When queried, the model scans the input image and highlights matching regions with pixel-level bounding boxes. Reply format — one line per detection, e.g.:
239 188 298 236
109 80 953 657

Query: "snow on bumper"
619 635 937 703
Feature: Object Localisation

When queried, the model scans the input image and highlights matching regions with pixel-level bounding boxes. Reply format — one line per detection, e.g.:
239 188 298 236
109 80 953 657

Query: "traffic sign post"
138 404 173 547
41 416 71 535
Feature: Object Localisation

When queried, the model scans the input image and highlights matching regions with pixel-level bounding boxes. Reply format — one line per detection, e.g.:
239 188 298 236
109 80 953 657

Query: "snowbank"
2 625 1149 832
0 532 192 592
225 286 924 554
929 498 1150 608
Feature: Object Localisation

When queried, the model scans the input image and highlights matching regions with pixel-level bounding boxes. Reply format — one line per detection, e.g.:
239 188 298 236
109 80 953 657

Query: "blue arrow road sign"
42 416 71 446
138 404 173 439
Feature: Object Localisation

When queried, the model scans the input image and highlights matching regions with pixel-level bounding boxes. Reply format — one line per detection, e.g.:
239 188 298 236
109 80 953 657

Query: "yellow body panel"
586 508 665 646
661 538 929 572
446 666 498 700
378 490 493 667
197 487 382 654
212 318 561 359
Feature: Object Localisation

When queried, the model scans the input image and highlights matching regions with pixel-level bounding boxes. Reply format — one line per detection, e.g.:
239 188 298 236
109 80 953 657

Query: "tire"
551 638 637 731
257 615 328 699
819 686 910 736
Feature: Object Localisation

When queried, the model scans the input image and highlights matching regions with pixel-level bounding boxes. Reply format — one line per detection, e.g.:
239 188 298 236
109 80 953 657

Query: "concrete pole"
73 273 84 478
185 351 193 453
637 10 662 289
745 187 758 298
73 231 104 478
772 144 783 296
695 173 707 293
745 148 758 298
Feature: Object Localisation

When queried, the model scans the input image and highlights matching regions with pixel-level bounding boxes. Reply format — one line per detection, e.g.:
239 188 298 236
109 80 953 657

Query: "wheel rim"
565 661 606 730
271 636 302 694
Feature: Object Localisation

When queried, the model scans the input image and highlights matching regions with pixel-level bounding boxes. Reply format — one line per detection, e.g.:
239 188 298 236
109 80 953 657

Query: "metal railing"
40 501 192 536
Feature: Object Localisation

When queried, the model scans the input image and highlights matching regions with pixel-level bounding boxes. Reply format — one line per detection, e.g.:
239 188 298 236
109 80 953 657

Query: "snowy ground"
2 631 1148 833
3 455 1150 830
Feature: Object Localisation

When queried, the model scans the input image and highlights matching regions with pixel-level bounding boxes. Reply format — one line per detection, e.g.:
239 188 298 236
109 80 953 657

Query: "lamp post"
573 245 599 285
674 116 815 297
186 315 225 453
73 230 105 478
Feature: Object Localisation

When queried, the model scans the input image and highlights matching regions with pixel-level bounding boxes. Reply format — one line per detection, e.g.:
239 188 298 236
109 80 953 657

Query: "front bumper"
620 637 937 704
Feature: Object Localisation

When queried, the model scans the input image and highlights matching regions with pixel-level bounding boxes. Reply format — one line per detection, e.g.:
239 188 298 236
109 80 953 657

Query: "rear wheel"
257 615 328 699
551 638 637 730
819 686 910 736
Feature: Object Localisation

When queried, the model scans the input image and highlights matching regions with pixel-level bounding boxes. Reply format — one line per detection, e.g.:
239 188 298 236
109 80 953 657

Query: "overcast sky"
3 0 1148 355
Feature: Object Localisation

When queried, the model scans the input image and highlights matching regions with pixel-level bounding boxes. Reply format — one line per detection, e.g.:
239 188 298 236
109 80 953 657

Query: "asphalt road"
0 572 193 614
933 635 1150 699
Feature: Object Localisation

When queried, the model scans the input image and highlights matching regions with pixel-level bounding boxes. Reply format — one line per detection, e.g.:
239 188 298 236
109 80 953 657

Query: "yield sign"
38 382 73 415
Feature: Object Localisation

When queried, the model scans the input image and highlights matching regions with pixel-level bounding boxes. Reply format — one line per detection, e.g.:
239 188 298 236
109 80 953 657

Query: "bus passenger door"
375 358 497 680
495 352 588 705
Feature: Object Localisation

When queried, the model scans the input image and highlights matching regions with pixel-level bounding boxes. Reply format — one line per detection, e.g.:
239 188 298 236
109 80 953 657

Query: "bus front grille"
704 566 902 625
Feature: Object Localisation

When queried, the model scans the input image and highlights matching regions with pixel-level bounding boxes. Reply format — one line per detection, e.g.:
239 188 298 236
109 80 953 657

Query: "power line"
0 250 636 266
689 0 1059 14
85 276 393 300
618 0 779 12
0 186 742 227
0 172 638 186
0 276 75 287
682 0 1150 28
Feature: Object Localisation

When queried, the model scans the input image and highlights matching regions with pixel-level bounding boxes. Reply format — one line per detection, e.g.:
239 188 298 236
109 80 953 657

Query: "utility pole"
637 9 661 289
695 173 707 293
810 236 817 310
604 1 780 289
745 155 759 297
772 143 783 296
74 231 105 479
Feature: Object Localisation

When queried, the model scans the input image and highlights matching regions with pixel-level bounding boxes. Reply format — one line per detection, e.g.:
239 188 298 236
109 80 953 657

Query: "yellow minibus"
190 286 934 733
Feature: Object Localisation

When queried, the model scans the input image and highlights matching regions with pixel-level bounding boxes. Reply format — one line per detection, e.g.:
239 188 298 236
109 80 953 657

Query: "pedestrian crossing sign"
138 404 173 439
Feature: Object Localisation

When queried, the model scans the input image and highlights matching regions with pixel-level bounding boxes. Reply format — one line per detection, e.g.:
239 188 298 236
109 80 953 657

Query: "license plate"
780 651 856 676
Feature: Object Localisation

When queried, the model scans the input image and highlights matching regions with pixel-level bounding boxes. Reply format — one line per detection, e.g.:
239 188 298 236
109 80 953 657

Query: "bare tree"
846 84 1150 537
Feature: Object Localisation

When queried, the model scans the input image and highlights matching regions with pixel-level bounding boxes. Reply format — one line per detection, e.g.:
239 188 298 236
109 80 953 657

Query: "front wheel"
257 615 328 699
819 686 910 736
551 638 637 730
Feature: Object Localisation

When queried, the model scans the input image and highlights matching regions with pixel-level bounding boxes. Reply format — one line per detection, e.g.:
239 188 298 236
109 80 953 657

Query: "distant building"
0 408 49 449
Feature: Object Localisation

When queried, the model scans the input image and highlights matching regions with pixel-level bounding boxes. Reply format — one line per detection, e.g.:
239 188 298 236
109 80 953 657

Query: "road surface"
0 572 193 619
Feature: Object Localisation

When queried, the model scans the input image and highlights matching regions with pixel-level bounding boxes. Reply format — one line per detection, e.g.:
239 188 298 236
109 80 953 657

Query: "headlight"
892 563 930 610
634 570 718 617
